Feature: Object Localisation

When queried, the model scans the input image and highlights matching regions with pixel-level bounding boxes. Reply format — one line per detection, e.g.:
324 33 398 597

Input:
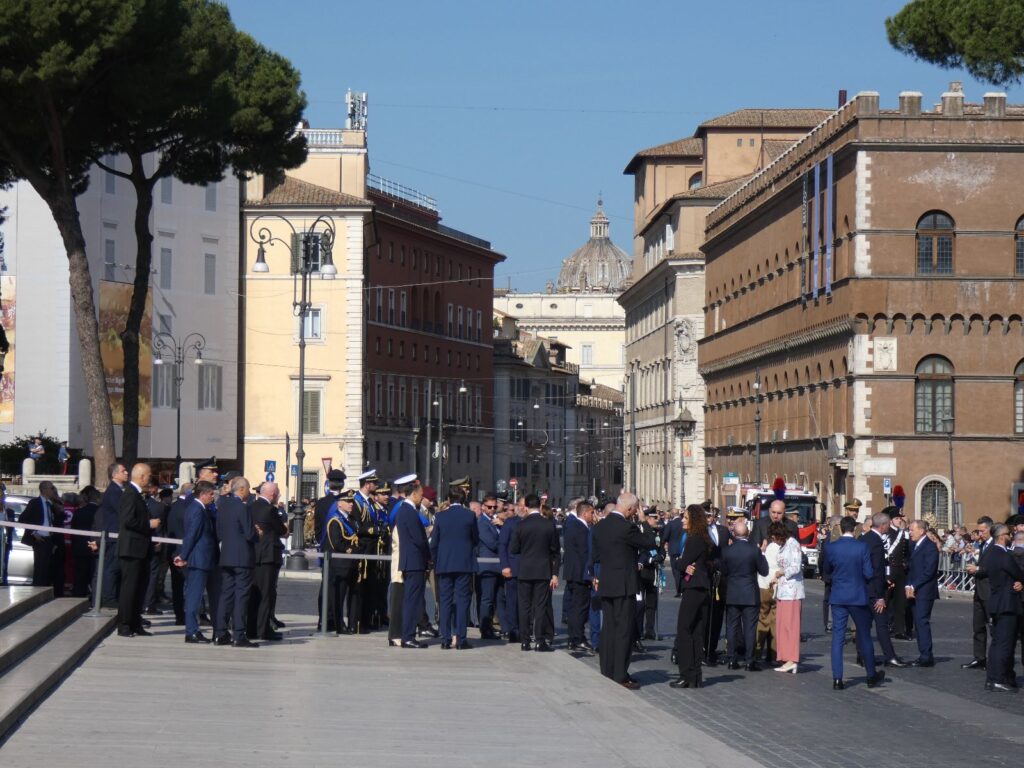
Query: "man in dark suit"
69 485 101 598
165 483 192 625
719 519 769 671
430 485 479 649
215 476 258 647
905 519 939 666
751 499 799 547
313 470 347 630
395 475 430 648
662 510 685 597
175 481 218 643
590 492 656 688
861 512 907 668
142 481 169 614
21 481 66 595
977 524 1024 692
99 462 128 604
704 504 733 665
476 494 502 640
510 493 561 652
821 516 884 689
964 517 995 670
116 464 160 637
249 481 286 641
498 498 523 643
563 500 594 653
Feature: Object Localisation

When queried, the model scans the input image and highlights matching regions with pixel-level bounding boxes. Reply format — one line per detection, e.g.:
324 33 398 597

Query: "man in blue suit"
719 519 769 671
395 475 430 648
498 498 524 643
99 462 128 603
861 511 907 668
563 500 595 654
476 494 502 640
175 481 218 643
430 481 479 649
821 516 884 689
905 519 939 666
215 476 258 648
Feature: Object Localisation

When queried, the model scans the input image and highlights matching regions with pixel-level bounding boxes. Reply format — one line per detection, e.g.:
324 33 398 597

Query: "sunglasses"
484 504 497 509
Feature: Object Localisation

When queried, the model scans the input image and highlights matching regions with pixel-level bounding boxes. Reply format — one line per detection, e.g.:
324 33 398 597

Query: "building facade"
0 158 239 474
620 108 829 508
700 87 1024 525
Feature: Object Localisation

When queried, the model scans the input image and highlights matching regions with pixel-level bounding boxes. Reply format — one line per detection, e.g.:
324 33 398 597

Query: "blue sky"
226 0 1013 290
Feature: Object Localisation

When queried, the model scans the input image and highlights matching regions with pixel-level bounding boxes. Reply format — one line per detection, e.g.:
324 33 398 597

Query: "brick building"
699 86 1024 525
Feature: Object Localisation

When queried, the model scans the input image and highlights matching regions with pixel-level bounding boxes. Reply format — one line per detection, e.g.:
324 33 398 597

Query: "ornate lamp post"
753 367 762 486
152 331 206 467
249 214 337 568
671 402 697 507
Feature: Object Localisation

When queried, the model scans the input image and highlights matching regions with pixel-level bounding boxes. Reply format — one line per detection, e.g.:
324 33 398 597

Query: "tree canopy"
886 0 1024 86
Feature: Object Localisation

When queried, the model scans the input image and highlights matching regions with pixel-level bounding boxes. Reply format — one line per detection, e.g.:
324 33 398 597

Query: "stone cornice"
699 317 854 377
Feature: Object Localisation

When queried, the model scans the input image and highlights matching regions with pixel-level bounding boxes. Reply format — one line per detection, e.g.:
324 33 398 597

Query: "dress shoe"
669 678 691 689
703 656 719 668
832 679 845 690
579 640 596 653
620 680 641 690
272 618 286 629
775 661 798 674
141 619 152 628
745 662 762 672
261 631 284 642
535 640 553 652
213 634 232 646
670 648 678 666
867 671 886 688
185 632 211 644
633 640 647 653
232 637 258 648
909 658 935 668
521 641 533 652
133 628 153 637
116 629 136 638
507 631 520 644
440 641 452 650
456 640 473 650
643 632 657 641
199 613 212 626
961 658 986 670
388 638 402 647
480 629 497 640
144 607 163 616
400 640 426 649
984 681 1018 693
727 661 741 670
893 633 912 641
884 658 909 668
417 625 440 639
824 622 832 633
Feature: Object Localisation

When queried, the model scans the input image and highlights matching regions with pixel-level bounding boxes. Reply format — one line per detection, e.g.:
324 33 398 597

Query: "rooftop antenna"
346 89 368 131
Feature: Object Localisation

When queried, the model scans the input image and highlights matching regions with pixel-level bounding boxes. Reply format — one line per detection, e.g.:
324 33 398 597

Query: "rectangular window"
198 364 223 411
158 313 172 335
204 183 217 212
399 381 406 418
736 138 742 147
160 177 173 204
387 382 395 416
153 363 178 409
388 289 395 325
476 310 482 341
581 344 593 365
302 308 322 340
457 306 464 338
104 239 116 281
302 389 321 433
400 291 407 326
104 163 116 194
412 383 419 422
159 247 172 290
375 287 383 322
204 253 216 295
447 303 454 336
374 376 382 416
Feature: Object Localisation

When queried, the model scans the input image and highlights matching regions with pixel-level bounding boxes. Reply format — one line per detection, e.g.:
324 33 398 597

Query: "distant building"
493 201 630 389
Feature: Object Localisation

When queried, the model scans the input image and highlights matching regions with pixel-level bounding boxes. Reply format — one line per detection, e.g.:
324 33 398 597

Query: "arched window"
1015 360 1024 434
916 211 954 274
1015 217 1024 275
688 172 703 191
920 479 950 529
915 356 953 433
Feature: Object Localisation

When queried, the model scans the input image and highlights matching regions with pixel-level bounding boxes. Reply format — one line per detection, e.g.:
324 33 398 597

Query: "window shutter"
291 232 301 274
303 390 321 434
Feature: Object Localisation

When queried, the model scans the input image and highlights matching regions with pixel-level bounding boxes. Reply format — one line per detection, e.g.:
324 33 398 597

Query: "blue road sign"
266 472 275 483
290 464 298 477
264 460 277 473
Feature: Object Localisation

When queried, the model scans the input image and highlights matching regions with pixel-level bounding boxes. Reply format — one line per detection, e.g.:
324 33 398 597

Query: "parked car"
3 494 37 585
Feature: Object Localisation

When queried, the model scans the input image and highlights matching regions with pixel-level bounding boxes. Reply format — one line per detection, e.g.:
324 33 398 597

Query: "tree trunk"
47 189 117 486
121 159 154 465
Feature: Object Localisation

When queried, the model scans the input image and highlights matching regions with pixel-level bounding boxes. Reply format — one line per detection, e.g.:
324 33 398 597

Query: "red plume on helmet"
892 484 906 510
772 476 786 501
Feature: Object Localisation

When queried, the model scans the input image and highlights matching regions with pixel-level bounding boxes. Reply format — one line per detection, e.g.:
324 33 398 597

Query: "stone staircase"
0 587 115 740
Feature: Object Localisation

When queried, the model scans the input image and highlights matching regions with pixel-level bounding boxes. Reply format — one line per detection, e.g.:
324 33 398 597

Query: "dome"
556 199 632 293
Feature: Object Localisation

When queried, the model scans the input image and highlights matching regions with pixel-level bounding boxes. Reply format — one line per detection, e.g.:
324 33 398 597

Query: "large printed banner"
99 280 153 427
0 276 15 424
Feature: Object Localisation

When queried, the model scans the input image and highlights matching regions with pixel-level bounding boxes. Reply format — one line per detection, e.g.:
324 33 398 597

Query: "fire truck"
743 485 825 576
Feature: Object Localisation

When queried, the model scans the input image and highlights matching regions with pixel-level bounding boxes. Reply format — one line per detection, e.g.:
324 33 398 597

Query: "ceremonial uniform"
322 490 361 635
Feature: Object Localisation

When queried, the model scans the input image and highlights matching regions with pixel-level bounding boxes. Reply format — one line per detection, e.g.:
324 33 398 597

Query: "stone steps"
0 587 52 630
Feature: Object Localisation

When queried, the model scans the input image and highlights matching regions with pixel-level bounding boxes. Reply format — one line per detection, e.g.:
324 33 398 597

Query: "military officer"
314 469 347 630
365 481 393 628
322 488 361 636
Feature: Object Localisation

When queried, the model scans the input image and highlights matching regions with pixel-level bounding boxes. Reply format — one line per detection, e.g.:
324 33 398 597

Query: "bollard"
85 530 108 617
319 551 330 638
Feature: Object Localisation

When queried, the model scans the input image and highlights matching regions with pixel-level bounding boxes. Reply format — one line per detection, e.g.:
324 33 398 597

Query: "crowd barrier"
937 551 975 594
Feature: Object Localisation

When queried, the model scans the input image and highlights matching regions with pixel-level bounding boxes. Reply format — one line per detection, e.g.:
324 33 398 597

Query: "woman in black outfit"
670 503 712 689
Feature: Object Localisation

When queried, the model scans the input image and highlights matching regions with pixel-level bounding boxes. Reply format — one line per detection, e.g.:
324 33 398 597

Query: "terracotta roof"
677 175 752 200
698 108 832 131
246 175 371 207
624 136 703 173
762 139 795 162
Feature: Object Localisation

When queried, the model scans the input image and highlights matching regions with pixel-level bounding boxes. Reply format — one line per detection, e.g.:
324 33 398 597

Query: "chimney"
837 89 848 108
942 84 964 116
856 91 880 116
899 91 923 116
984 92 1007 117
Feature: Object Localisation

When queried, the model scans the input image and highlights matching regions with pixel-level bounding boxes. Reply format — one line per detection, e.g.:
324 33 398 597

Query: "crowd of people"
6 463 1024 694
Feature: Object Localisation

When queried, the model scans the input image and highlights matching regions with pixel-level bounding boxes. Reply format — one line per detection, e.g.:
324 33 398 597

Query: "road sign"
264 460 277 473
290 464 298 477
509 478 518 488
883 477 892 495
266 472 275 483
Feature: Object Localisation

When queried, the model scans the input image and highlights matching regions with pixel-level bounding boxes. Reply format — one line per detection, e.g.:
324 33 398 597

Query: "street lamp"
248 213 337 569
433 394 445 492
753 368 762 486
152 331 206 467
944 413 957 525
672 402 697 507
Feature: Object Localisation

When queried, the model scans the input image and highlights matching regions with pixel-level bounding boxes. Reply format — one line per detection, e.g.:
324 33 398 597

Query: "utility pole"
754 367 762 486
424 379 432 488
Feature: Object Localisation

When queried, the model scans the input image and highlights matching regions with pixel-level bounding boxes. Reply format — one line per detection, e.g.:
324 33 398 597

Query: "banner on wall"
825 154 834 297
0 277 15 425
99 281 153 426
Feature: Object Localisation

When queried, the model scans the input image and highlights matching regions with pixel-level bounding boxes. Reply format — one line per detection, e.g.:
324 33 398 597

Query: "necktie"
42 499 51 529
709 525 719 547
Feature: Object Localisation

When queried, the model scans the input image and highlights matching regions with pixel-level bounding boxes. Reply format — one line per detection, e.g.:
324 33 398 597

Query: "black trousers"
871 601 897 661
889 572 908 635
670 557 683 595
477 572 499 633
320 569 355 631
706 573 725 657
986 612 1019 685
31 540 65 596
635 577 658 639
216 566 253 640
117 555 148 633
726 604 759 665
972 595 991 661
517 579 551 642
170 562 186 622
389 581 404 642
143 548 161 609
248 562 278 638
676 588 708 685
102 543 121 602
72 555 96 598
566 580 591 644
599 595 635 683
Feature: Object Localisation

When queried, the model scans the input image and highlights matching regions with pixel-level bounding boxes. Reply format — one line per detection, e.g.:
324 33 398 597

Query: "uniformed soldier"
314 469 346 630
350 470 381 632
843 498 863 518
364 481 393 628
321 488 360 635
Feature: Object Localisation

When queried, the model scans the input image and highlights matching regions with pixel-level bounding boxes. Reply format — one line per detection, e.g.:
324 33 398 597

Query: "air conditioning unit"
828 433 846 459
782 429 789 440
771 430 779 442
727 434 735 446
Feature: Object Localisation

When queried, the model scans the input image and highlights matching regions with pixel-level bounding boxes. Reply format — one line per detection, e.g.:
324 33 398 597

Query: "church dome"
556 199 632 293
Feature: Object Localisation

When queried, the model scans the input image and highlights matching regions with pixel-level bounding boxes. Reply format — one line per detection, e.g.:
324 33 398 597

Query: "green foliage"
0 432 78 475
886 0 1024 86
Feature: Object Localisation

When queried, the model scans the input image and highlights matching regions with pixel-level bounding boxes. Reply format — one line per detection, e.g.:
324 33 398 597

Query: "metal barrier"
938 550 975 594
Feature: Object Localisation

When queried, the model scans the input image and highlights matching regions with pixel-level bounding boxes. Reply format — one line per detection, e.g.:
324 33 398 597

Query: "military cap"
449 476 471 488
358 469 380 483
327 468 346 483
726 506 747 519
394 473 418 486
197 457 218 470
843 498 863 511
337 488 356 502
375 482 392 494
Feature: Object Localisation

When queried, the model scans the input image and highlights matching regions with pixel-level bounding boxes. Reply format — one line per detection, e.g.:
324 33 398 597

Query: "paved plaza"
1 578 1020 768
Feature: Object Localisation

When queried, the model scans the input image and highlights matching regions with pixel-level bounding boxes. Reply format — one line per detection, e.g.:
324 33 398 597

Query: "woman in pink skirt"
769 521 805 673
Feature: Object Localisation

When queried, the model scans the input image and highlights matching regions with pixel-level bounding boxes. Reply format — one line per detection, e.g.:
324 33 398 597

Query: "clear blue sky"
226 0 1013 291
